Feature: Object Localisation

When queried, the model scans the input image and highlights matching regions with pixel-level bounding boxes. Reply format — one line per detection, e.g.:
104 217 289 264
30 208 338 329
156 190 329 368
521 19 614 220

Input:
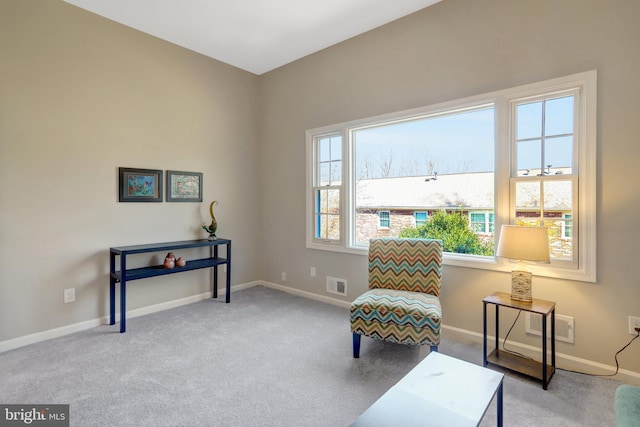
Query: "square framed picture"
166 170 203 202
118 167 163 202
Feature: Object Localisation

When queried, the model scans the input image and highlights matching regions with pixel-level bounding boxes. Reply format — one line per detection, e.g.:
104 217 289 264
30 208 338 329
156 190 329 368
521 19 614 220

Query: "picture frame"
118 167 163 202
166 170 203 202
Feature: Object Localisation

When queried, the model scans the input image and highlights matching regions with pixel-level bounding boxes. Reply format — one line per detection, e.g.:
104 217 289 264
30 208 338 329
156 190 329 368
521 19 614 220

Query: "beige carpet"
0 285 620 426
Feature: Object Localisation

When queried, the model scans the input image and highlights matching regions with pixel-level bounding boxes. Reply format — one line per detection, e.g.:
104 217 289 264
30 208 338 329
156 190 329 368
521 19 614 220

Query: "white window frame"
305 71 596 282
308 132 343 246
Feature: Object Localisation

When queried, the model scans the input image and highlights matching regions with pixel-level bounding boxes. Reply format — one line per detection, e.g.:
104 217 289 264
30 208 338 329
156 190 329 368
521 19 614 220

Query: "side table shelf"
483 291 556 390
109 239 231 333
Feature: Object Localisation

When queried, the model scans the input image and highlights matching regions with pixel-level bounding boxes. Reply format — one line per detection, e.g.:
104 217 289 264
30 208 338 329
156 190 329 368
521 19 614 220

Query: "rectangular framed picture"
167 170 203 202
118 167 163 202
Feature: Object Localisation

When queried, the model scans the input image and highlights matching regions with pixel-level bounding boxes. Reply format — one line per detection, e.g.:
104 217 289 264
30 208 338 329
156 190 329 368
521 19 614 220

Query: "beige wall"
258 0 640 376
0 1 260 340
3 0 640 379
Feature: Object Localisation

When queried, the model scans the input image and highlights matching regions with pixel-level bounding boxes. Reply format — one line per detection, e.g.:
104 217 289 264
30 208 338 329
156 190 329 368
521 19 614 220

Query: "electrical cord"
560 330 639 377
501 309 534 360
502 311 640 377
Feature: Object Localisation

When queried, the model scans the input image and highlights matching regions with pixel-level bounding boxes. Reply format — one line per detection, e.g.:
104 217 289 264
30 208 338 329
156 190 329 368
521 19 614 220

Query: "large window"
306 71 596 281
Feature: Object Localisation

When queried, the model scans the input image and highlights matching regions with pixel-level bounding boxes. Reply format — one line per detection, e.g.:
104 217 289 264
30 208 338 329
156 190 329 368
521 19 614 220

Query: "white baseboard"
260 281 352 309
3 280 640 385
442 324 640 385
0 282 258 353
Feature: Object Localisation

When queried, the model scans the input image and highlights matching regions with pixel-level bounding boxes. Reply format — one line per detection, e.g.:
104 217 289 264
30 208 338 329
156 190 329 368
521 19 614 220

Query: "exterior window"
378 211 390 228
306 71 596 282
414 211 428 227
563 213 573 238
470 211 495 234
312 134 342 242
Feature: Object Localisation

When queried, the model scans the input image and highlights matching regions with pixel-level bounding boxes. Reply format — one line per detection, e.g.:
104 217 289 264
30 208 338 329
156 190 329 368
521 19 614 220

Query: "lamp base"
510 270 533 302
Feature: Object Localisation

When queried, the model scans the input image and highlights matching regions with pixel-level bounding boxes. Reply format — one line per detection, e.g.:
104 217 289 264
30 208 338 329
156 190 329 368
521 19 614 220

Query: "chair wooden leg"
430 345 438 352
353 333 361 358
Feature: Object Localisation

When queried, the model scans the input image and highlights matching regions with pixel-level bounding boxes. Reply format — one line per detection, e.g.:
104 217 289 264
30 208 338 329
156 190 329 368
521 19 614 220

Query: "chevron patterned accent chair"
350 238 443 358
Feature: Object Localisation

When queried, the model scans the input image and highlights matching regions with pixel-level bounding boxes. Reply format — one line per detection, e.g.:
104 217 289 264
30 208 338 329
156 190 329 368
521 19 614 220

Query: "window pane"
543 180 572 212
319 138 330 162
543 180 574 260
545 96 574 136
317 189 340 214
327 215 340 240
327 189 340 213
330 160 342 183
353 106 495 255
515 181 541 210
330 137 341 161
316 214 340 240
517 139 542 175
316 188 341 240
517 101 542 140
319 163 330 186
543 218 572 261
545 136 573 173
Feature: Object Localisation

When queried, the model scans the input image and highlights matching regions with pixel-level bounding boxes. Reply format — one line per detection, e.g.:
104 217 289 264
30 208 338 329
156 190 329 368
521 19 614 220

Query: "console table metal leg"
542 314 548 389
551 309 556 368
109 252 116 325
119 281 126 333
495 305 500 352
225 242 231 303
497 380 504 427
483 301 488 366
109 280 115 325
213 246 218 299
119 255 127 333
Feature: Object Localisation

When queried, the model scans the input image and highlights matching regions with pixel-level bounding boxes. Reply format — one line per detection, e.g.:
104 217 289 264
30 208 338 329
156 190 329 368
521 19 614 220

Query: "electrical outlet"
63 288 75 303
281 272 287 282
629 316 640 335
310 267 316 277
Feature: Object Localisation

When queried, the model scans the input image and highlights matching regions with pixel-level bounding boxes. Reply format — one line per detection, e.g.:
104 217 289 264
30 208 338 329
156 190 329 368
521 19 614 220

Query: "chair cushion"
350 288 441 345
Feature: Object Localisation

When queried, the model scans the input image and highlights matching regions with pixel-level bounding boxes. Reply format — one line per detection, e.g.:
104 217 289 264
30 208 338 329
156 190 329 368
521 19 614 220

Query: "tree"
399 210 494 256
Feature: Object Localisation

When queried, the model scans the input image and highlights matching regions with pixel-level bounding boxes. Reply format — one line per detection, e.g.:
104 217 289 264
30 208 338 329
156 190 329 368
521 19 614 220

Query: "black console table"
109 239 231 333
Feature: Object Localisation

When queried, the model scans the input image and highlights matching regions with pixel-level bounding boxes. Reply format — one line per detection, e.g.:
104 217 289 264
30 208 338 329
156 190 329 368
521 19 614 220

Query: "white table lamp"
496 225 550 302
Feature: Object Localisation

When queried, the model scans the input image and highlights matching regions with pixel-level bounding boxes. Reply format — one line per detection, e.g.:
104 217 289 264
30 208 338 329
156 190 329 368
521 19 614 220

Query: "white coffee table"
351 352 504 427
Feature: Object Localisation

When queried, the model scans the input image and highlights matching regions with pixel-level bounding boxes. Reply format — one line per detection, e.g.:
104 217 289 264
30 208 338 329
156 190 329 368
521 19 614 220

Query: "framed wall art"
166 170 203 202
118 167 163 202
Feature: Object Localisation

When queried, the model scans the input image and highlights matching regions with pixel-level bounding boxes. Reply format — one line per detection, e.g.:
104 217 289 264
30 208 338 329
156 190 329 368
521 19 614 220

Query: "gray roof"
355 172 571 211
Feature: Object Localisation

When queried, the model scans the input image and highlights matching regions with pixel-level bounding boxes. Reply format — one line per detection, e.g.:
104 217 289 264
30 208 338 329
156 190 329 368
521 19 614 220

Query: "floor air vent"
525 313 574 343
327 276 347 296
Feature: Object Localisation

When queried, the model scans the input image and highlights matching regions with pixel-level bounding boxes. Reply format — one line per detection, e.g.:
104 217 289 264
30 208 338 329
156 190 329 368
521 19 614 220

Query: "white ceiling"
63 0 442 75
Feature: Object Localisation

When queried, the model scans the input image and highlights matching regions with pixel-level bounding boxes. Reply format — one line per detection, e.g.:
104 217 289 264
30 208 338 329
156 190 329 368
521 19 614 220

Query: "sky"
352 95 574 179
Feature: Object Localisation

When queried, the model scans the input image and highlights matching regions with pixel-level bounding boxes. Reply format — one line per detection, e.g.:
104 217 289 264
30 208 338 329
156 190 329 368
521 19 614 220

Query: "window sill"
306 242 595 283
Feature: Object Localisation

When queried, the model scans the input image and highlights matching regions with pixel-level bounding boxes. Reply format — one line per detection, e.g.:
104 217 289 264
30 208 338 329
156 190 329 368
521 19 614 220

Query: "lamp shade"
496 225 550 262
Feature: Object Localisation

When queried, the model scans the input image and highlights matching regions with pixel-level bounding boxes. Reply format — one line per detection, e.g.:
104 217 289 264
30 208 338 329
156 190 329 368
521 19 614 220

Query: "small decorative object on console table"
496 225 550 302
202 200 219 240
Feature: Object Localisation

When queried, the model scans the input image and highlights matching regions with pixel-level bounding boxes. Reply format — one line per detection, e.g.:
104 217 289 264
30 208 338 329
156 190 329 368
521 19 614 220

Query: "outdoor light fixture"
496 225 550 302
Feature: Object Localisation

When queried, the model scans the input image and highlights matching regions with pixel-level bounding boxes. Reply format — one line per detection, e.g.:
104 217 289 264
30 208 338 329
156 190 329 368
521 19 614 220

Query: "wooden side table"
483 291 556 390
